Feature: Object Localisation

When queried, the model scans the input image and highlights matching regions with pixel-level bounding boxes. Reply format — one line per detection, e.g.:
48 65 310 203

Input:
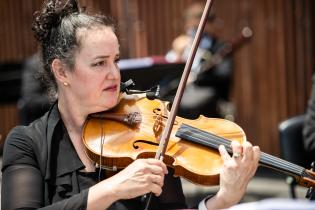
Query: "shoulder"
2 114 49 170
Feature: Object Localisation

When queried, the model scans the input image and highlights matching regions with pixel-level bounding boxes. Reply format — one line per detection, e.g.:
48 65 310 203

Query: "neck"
58 94 96 171
58 95 87 136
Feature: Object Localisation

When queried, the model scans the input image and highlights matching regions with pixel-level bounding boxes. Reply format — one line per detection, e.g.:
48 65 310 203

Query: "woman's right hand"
87 158 168 210
108 158 168 199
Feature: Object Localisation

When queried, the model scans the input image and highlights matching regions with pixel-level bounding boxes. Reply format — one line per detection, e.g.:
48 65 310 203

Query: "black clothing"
2 103 187 210
18 54 50 125
303 74 315 161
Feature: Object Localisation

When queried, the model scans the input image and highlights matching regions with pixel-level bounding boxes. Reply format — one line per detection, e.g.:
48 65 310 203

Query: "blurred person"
1 0 260 210
300 73 315 200
303 74 315 162
164 1 233 119
18 53 51 125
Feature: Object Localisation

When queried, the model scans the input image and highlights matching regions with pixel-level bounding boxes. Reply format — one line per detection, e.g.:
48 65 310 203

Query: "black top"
1 103 187 210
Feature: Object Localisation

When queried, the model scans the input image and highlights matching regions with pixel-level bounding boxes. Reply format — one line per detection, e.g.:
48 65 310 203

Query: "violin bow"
144 0 215 209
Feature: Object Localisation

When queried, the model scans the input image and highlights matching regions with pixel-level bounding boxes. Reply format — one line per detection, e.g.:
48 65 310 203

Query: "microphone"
120 79 160 100
120 79 135 92
146 85 160 100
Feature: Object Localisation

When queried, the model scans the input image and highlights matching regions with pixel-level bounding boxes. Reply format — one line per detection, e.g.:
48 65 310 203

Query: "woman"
1 0 260 209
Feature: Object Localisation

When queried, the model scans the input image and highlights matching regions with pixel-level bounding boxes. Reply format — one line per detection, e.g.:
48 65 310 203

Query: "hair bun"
32 0 79 42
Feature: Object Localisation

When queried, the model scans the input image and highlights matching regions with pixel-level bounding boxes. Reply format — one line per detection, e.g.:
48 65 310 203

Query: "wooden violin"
82 93 315 188
82 0 315 199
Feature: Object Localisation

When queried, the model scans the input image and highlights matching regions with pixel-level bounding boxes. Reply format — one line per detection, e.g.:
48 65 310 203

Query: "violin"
82 0 315 202
82 93 315 188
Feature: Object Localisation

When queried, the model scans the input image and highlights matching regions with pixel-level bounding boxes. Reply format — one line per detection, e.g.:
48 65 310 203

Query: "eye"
115 57 120 64
92 60 106 67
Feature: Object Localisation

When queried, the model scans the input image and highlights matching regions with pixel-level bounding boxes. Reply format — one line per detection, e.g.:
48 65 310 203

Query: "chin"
97 92 120 111
104 98 119 110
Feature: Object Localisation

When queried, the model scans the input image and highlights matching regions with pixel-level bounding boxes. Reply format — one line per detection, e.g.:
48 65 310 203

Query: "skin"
206 141 260 209
51 26 261 210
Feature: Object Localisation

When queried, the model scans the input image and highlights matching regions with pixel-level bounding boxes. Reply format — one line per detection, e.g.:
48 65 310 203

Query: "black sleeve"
303 75 315 156
1 127 88 210
2 164 89 210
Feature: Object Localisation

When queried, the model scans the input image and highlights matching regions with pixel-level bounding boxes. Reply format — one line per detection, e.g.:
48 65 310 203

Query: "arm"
86 158 168 210
2 164 89 210
1 127 89 210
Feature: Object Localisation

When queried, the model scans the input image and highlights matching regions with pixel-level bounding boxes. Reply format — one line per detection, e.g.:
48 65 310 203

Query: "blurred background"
0 0 314 207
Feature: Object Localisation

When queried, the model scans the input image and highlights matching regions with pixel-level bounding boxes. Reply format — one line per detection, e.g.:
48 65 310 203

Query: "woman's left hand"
205 141 260 209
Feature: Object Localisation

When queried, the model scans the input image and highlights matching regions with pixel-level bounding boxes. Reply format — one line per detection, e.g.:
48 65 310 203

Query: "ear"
51 59 69 85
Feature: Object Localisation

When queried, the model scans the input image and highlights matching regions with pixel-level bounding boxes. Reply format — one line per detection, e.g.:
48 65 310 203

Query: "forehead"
76 26 119 54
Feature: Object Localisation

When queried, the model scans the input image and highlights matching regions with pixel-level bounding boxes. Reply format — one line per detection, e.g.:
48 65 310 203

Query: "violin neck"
176 124 306 178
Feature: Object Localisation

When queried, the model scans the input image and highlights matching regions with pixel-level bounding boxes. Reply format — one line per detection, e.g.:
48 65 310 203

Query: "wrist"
87 179 120 210
203 190 237 210
198 194 215 210
210 189 242 209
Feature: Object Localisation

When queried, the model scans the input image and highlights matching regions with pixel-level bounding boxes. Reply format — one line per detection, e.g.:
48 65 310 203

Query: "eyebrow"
94 54 120 59
94 55 110 59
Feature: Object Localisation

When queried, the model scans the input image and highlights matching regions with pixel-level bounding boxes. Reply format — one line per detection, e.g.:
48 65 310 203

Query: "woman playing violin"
1 0 260 209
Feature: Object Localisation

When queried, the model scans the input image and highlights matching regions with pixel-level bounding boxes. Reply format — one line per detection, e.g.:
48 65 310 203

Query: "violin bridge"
153 115 165 139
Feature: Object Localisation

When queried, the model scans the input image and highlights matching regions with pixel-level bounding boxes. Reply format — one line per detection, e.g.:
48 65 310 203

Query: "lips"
104 85 117 92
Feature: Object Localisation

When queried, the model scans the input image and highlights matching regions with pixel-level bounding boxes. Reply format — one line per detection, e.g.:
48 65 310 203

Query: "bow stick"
144 0 215 209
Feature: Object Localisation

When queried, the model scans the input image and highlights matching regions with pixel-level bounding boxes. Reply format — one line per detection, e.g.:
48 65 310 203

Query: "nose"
107 62 120 80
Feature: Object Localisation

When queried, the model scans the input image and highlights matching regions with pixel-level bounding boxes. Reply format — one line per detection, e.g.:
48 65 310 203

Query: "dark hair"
32 0 116 100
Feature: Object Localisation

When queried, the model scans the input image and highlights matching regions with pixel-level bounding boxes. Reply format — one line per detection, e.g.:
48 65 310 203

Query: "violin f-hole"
133 140 159 149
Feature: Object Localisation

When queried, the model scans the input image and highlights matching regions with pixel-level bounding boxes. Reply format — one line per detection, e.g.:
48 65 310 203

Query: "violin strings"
178 124 305 176
190 126 305 175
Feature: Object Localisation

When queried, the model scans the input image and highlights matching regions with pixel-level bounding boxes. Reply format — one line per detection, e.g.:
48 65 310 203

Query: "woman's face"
66 26 121 114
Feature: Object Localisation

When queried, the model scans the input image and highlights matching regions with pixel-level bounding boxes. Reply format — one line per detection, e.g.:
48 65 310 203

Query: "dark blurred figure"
164 2 233 119
303 73 315 162
18 54 50 125
303 74 315 200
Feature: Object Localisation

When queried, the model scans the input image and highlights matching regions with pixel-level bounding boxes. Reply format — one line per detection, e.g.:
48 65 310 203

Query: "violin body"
83 0 315 192
83 93 246 185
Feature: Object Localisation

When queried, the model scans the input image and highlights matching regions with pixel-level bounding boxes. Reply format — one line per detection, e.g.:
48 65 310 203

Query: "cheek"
70 69 102 96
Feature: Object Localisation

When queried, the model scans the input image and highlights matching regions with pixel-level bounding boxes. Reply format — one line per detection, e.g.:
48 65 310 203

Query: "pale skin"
206 141 260 209
51 26 260 210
